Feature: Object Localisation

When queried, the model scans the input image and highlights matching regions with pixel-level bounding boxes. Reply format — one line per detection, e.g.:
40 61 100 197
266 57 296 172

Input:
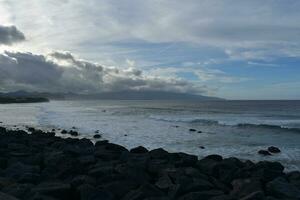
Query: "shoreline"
0 126 299 199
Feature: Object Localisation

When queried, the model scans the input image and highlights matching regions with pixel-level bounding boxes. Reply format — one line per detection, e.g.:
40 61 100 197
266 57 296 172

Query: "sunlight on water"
1 100 300 171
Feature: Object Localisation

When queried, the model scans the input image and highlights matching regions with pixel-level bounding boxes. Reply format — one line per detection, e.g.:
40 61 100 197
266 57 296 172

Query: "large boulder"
0 192 20 200
32 182 74 199
267 146 281 153
130 146 149 154
258 150 272 156
266 177 300 199
177 190 224 200
149 148 169 160
77 184 114 200
121 183 164 200
230 178 263 199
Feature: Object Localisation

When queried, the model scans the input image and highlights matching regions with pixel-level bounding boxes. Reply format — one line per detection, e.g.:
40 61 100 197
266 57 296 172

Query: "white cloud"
0 51 207 94
2 0 300 61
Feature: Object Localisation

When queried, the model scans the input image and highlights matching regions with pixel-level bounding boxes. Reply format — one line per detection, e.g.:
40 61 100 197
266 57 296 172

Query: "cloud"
0 25 25 45
3 0 300 61
0 51 207 94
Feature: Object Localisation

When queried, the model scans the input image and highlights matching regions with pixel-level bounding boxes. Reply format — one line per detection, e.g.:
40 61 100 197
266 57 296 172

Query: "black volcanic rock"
93 134 101 139
268 146 281 153
0 127 298 200
130 146 149 154
258 150 272 156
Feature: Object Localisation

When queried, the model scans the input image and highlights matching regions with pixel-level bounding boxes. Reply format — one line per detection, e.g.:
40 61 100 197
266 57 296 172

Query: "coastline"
0 97 49 104
0 127 299 200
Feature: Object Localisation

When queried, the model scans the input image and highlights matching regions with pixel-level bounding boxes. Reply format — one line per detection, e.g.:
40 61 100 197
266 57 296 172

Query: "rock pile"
0 127 299 200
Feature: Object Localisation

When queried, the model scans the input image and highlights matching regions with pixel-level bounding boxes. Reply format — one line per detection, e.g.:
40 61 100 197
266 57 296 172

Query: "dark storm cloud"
0 25 25 45
0 51 206 94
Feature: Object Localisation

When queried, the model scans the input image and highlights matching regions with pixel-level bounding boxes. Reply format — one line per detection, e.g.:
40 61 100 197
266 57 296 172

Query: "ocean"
1 100 300 171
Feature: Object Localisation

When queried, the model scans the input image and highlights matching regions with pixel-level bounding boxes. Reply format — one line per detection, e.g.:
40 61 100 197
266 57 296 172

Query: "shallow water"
0 100 300 171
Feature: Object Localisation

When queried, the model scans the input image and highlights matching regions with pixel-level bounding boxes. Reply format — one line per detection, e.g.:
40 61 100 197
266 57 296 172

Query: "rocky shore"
0 127 300 200
0 97 49 104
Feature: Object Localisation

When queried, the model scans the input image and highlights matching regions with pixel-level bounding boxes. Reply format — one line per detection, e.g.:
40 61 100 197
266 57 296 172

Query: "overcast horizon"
0 0 300 100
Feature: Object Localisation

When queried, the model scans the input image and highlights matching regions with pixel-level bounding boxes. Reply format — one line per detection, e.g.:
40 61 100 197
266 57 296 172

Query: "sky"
0 0 300 100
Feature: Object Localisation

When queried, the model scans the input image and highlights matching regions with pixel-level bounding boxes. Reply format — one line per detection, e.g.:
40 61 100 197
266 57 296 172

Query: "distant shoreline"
0 97 49 104
0 126 299 199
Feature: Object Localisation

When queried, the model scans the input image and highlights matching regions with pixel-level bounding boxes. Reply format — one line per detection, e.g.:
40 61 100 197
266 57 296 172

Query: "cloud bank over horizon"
0 0 300 99
0 50 206 94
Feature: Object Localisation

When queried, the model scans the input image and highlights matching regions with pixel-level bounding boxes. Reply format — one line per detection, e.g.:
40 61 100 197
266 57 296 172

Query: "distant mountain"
0 90 224 101
0 91 65 100
65 91 224 101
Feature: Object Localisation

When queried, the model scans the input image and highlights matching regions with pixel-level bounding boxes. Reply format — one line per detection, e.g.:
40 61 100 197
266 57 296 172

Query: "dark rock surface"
258 150 272 156
0 126 299 200
268 146 281 153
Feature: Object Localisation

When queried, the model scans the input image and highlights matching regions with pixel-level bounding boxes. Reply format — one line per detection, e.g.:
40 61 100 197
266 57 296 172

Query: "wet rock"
268 146 281 153
0 192 20 200
230 178 263 199
0 128 6 135
70 175 96 188
240 191 265 200
258 150 272 156
60 130 67 134
104 143 128 153
250 161 284 182
170 152 198 167
149 148 169 159
77 184 114 200
1 183 33 199
155 175 173 191
27 127 35 132
266 177 300 199
130 146 149 154
178 190 224 200
88 166 114 177
5 162 40 180
93 134 101 139
33 182 73 199
197 131 202 133
122 183 164 200
189 129 197 132
204 154 223 162
286 171 300 188
104 180 138 199
69 130 79 136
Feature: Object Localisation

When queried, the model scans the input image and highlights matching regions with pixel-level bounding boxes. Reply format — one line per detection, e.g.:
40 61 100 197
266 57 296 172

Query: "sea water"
1 100 300 171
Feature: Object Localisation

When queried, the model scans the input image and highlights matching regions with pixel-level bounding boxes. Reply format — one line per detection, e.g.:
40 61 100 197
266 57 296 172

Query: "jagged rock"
155 175 173 191
149 148 169 159
93 134 101 139
130 146 149 154
258 150 272 156
178 190 224 200
69 130 78 136
70 175 96 188
122 183 164 200
0 192 20 200
103 180 138 199
268 146 281 153
77 184 114 200
266 177 300 199
32 182 73 199
230 178 263 199
240 191 265 200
